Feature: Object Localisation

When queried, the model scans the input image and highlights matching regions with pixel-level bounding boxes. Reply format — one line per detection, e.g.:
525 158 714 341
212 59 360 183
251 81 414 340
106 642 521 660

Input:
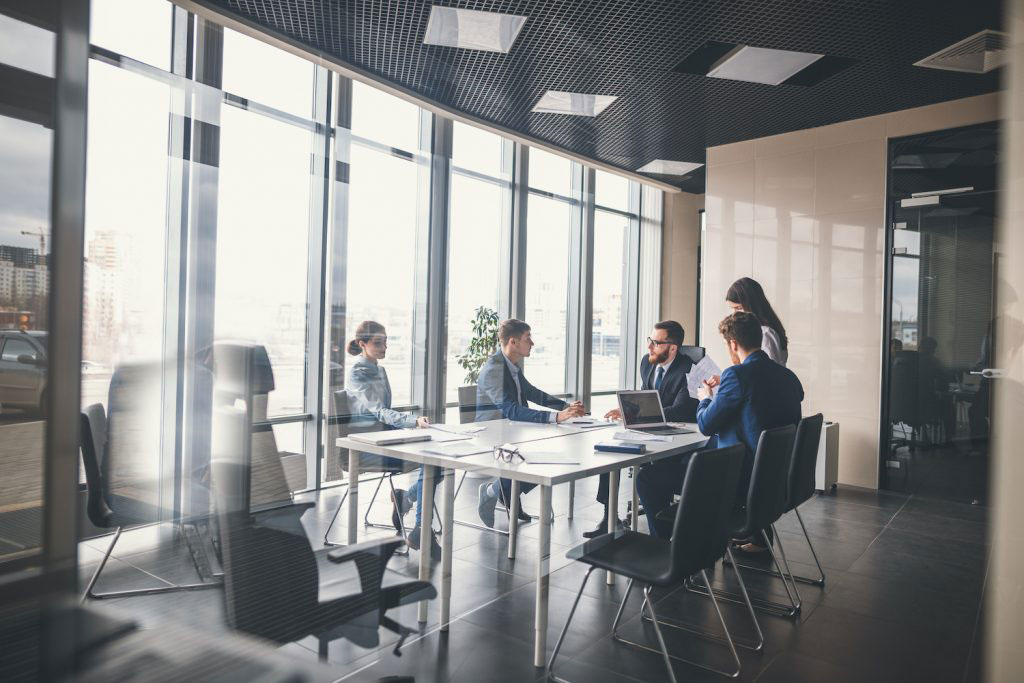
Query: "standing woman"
725 277 789 366
346 321 437 556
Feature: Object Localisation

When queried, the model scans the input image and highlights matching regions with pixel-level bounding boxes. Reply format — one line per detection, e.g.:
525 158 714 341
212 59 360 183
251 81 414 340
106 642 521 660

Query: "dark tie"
654 366 665 391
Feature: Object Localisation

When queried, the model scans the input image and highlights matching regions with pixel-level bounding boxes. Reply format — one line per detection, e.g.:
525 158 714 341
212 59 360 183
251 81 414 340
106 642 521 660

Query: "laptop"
617 390 695 435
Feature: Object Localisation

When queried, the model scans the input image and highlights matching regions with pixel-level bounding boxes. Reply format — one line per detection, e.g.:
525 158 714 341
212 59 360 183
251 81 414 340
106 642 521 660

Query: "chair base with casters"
722 506 826 587
81 526 222 603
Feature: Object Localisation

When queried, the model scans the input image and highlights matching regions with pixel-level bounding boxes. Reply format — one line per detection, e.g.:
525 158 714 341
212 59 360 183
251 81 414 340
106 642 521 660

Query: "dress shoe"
407 526 442 560
391 488 412 532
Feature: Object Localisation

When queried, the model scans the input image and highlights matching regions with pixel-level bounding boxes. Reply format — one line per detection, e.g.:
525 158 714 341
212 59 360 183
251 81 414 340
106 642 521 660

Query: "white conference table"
336 418 708 668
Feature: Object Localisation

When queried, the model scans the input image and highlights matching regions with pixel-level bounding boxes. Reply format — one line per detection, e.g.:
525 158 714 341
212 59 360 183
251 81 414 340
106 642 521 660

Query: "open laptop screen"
618 390 665 427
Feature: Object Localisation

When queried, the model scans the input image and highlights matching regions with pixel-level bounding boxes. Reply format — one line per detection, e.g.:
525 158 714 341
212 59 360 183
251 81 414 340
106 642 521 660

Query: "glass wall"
0 7 55 562
524 148 579 394
445 121 510 402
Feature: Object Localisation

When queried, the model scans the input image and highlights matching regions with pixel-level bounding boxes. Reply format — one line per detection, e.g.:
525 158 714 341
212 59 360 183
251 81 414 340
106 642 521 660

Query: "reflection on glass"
525 194 571 392
591 210 627 391
90 0 173 71
222 28 316 119
528 147 574 197
0 13 55 76
0 92 52 561
215 105 314 418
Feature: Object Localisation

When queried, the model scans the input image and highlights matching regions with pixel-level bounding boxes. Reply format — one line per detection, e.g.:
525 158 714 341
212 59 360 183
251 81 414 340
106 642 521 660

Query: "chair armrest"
326 536 405 564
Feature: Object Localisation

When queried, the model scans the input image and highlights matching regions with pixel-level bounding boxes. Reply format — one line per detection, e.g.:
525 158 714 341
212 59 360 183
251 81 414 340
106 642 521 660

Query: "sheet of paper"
426 430 475 443
613 430 671 443
566 417 617 429
430 424 487 435
686 354 722 399
422 442 491 457
520 452 580 465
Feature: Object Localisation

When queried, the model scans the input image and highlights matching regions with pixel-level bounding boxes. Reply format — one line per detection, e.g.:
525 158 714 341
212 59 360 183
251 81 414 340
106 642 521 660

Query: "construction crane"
20 227 45 262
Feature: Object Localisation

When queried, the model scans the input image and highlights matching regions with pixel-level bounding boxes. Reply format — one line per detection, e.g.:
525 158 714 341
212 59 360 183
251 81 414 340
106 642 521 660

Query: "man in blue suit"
637 311 802 539
476 319 585 527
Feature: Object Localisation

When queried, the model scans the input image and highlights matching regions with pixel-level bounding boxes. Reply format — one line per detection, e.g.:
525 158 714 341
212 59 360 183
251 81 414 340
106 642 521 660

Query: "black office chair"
548 445 748 683
687 424 801 619
80 401 220 601
214 463 436 660
728 415 826 587
677 345 706 365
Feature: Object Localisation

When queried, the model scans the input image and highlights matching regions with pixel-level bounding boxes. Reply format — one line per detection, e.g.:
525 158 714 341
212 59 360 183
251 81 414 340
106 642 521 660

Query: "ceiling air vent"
914 30 1010 74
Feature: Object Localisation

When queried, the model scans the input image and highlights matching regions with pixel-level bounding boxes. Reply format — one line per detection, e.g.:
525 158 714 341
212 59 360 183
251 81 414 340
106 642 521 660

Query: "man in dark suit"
476 319 584 527
584 320 699 538
638 311 803 540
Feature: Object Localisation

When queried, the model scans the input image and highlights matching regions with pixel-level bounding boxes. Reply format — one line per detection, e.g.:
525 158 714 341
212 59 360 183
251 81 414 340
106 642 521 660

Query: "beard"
648 348 670 365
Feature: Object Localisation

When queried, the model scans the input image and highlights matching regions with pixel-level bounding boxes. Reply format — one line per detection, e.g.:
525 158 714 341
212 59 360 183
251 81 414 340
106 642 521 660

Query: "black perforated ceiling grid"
199 0 1002 192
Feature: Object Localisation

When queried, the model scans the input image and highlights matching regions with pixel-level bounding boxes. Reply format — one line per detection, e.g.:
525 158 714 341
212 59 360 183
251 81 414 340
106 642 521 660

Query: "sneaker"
407 526 442 560
391 488 412 532
478 482 498 528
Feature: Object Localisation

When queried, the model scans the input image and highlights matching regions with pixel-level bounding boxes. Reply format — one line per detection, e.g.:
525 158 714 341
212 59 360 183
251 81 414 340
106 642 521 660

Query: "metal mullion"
621 182 643 391
42 0 90 596
303 64 331 491
501 141 527 320
527 187 579 205
422 115 452 421
568 166 595 406
452 164 511 188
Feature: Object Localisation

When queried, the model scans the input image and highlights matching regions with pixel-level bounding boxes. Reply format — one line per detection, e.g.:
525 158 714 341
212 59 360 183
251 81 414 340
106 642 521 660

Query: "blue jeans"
635 453 691 538
408 466 441 526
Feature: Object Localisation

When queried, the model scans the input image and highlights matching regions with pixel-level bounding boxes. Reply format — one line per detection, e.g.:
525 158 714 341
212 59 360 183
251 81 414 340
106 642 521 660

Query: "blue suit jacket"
640 352 699 423
696 350 803 484
475 351 568 423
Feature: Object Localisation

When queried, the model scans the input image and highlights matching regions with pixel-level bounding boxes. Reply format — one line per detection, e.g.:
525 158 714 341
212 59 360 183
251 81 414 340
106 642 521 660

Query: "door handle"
970 369 1005 379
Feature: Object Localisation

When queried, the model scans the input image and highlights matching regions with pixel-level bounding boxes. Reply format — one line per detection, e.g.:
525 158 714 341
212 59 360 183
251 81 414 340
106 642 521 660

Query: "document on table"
430 424 487 436
613 430 671 443
422 442 491 457
520 452 580 465
565 417 617 429
686 355 722 399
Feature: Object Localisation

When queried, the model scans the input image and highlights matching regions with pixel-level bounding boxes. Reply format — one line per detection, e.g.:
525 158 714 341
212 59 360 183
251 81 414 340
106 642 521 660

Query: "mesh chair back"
743 424 797 532
213 462 320 644
457 385 479 424
667 444 745 581
787 414 824 510
677 345 706 365
80 404 113 528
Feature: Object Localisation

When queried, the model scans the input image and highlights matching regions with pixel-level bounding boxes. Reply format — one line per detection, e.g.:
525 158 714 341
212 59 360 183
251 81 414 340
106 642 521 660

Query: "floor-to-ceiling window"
524 148 579 394
445 121 511 403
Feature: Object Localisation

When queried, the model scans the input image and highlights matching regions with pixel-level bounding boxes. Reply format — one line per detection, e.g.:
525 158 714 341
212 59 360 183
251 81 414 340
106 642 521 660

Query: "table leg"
534 485 551 668
440 468 454 631
418 466 435 624
347 449 360 545
568 480 575 520
631 466 639 531
507 479 520 560
607 468 619 585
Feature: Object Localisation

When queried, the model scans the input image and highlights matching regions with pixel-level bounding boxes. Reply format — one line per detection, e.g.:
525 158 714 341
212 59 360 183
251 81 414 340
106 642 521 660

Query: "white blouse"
761 326 788 367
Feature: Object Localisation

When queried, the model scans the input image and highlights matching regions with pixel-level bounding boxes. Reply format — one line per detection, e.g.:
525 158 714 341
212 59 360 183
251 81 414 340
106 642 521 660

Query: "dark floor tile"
768 528 870 572
846 545 985 599
901 496 990 524
452 529 574 578
872 526 988 572
888 510 988 546
794 497 901 528
789 605 970 683
754 651 868 683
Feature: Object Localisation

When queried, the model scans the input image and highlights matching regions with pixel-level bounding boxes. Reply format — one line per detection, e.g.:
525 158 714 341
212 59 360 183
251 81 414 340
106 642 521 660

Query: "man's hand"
604 408 622 421
416 416 431 428
697 379 714 402
706 375 721 389
556 403 586 423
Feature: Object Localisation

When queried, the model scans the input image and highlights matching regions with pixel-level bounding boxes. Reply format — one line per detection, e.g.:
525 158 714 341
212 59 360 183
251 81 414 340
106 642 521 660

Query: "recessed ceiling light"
707 45 823 85
532 90 618 117
422 6 527 53
636 160 704 176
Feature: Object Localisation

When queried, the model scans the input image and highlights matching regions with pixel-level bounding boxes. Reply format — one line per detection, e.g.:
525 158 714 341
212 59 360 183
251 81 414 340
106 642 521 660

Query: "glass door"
882 122 999 504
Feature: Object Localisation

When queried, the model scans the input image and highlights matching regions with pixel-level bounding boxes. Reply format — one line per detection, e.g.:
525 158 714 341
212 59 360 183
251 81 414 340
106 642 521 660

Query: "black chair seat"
568 530 675 587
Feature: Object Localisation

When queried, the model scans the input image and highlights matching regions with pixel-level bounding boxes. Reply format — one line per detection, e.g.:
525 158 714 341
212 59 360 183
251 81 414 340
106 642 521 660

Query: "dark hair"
718 311 763 351
498 318 531 344
654 320 684 345
725 277 788 351
347 320 386 355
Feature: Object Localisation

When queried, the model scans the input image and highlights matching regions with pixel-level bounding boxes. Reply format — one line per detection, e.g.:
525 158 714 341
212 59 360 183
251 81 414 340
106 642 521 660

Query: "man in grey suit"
476 319 584 526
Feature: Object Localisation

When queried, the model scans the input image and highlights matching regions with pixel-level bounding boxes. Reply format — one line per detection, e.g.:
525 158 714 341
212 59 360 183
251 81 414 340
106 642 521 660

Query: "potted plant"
456 306 499 385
